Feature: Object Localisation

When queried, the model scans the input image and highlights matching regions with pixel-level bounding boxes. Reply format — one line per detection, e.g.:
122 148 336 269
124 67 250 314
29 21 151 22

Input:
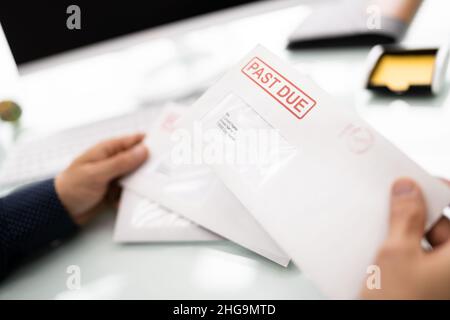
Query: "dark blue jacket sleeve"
0 179 78 278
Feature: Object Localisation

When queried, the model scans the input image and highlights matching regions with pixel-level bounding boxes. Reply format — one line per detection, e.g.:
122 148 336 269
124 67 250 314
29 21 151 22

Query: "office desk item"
1 1 272 66
114 188 220 242
0 100 21 122
287 0 422 49
365 44 449 95
0 108 160 188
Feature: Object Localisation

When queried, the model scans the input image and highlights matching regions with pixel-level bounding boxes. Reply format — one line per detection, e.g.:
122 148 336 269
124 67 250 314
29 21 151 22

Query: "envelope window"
201 93 298 189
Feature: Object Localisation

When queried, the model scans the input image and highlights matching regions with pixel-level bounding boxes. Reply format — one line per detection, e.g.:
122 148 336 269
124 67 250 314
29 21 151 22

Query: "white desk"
0 0 449 299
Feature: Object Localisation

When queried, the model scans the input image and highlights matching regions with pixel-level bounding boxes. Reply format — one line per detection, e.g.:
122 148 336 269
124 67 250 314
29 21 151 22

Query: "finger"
76 133 145 163
424 242 450 295
426 178 450 246
93 143 149 182
388 178 427 245
427 216 450 247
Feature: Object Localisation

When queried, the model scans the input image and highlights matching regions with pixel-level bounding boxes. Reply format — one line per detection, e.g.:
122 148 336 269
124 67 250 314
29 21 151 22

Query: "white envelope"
122 105 290 266
114 188 220 242
177 45 450 299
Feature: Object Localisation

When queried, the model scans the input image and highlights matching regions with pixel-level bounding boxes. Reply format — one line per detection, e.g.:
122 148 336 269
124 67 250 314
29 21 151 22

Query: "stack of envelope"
115 45 450 299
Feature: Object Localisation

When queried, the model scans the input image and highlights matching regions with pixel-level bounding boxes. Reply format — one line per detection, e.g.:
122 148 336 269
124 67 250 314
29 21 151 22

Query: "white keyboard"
0 108 161 188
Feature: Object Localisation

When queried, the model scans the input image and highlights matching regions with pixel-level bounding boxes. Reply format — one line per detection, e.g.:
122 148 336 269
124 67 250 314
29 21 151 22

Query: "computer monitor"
0 0 270 66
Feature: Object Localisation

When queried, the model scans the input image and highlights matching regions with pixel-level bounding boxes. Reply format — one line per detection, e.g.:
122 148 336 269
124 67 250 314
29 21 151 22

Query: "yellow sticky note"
370 54 435 92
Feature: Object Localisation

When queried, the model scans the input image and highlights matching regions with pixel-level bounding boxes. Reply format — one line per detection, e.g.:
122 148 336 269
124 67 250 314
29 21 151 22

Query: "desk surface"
0 0 449 299
0 212 322 299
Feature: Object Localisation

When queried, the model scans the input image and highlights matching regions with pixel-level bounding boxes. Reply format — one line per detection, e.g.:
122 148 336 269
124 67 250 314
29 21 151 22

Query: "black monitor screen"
0 0 265 65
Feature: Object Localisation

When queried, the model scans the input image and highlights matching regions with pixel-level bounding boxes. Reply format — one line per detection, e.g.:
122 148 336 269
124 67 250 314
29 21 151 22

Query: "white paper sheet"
114 188 220 242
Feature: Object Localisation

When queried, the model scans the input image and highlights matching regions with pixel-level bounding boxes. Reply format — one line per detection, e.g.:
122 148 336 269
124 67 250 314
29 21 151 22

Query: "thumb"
93 143 149 182
388 178 427 245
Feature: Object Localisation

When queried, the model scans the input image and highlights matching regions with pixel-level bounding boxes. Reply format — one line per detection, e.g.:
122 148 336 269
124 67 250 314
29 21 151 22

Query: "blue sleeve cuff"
0 179 78 276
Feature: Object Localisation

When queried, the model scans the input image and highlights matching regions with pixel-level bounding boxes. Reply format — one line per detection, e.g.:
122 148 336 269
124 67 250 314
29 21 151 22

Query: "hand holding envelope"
361 178 450 299
121 105 290 266
120 45 450 299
